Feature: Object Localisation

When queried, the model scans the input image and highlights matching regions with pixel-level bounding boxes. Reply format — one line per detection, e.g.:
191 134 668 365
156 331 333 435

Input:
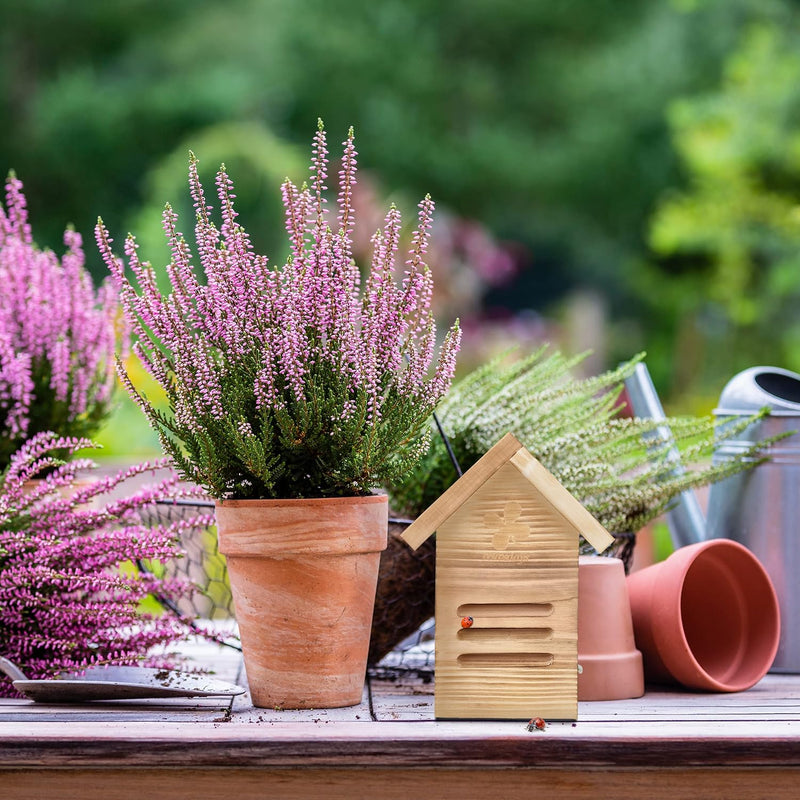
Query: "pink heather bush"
0 173 123 471
96 123 461 499
0 432 214 697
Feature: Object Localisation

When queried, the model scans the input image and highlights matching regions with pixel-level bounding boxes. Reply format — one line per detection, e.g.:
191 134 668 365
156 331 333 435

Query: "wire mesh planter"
135 498 240 650
605 532 637 574
367 518 435 665
368 616 435 681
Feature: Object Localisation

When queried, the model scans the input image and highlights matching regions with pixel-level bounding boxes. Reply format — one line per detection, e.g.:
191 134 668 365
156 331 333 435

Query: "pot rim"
216 494 388 508
215 493 388 556
654 539 780 691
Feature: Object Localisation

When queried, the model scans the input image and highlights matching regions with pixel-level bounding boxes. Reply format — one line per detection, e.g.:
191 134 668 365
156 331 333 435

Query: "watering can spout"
623 363 706 548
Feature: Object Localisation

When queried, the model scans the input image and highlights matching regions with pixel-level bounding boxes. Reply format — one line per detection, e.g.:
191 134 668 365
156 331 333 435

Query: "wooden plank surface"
229 685 373 723
5 766 800 800
0 696 238 724
369 673 800 722
3 636 800 785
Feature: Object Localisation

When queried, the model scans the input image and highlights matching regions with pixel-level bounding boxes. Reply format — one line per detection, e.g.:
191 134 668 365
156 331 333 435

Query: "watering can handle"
624 363 706 547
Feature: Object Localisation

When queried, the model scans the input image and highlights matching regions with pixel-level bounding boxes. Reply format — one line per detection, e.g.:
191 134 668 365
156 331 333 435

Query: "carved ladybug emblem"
485 501 530 550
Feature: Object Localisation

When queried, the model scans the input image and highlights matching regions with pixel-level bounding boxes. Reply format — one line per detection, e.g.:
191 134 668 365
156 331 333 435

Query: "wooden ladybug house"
401 433 614 719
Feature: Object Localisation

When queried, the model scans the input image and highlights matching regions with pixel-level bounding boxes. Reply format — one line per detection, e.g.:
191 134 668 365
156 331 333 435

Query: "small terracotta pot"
577 556 644 701
215 495 387 709
627 539 780 692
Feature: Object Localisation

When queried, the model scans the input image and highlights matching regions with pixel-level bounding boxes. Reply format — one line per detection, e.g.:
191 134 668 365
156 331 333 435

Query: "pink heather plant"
0 431 214 697
96 122 461 499
0 173 123 471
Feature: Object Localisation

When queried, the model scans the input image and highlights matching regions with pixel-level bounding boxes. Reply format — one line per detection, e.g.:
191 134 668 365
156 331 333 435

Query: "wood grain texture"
398 434 615 719
4 767 800 800
5 718 800 767
434 462 578 719
400 432 523 550
230 685 372 723
0 699 233 724
510 448 615 554
6 626 800 798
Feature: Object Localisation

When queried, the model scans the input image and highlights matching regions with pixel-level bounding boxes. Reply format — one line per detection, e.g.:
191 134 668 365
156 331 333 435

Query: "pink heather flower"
98 123 461 499
0 173 32 243
0 432 214 697
0 174 125 469
0 332 33 438
311 118 329 227
337 127 358 260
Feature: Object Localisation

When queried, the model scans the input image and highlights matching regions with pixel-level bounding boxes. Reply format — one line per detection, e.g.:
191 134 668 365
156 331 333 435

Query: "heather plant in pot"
96 122 461 708
0 432 213 696
0 174 122 472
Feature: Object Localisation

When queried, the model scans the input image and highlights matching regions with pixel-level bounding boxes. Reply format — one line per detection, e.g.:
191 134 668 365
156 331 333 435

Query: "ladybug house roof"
401 432 614 555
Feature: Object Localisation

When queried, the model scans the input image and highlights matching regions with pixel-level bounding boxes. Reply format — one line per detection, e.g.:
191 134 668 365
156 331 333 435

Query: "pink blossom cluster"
262 125 461 421
0 432 214 697
95 123 461 497
0 174 122 462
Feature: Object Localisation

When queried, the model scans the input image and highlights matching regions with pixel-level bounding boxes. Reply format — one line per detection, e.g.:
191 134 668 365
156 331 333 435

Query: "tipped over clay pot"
216 495 387 709
578 556 644 701
627 539 780 692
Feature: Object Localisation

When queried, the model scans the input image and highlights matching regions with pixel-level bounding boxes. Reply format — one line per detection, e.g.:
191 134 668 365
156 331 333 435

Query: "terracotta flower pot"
215 494 388 709
577 556 644 701
627 539 780 692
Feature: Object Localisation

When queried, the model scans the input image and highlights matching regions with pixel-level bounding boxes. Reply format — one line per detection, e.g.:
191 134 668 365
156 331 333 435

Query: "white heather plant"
0 432 214 696
390 347 775 544
96 123 461 499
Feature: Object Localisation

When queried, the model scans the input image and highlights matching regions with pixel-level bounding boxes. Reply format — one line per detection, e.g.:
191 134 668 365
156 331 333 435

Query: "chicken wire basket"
367 519 436 674
369 616 435 681
136 499 239 642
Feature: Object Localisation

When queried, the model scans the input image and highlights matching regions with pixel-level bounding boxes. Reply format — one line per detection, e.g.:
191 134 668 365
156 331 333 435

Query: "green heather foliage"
390 347 772 541
97 125 460 499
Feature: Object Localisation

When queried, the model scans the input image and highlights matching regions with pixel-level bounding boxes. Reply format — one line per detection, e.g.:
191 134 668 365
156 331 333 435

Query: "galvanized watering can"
626 364 800 673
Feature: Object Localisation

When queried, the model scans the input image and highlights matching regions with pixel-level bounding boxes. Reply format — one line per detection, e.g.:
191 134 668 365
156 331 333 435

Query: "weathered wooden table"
2 638 799 800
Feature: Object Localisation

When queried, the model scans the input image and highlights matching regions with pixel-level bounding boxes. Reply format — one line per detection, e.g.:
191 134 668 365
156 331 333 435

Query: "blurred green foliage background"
4 0 800 456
